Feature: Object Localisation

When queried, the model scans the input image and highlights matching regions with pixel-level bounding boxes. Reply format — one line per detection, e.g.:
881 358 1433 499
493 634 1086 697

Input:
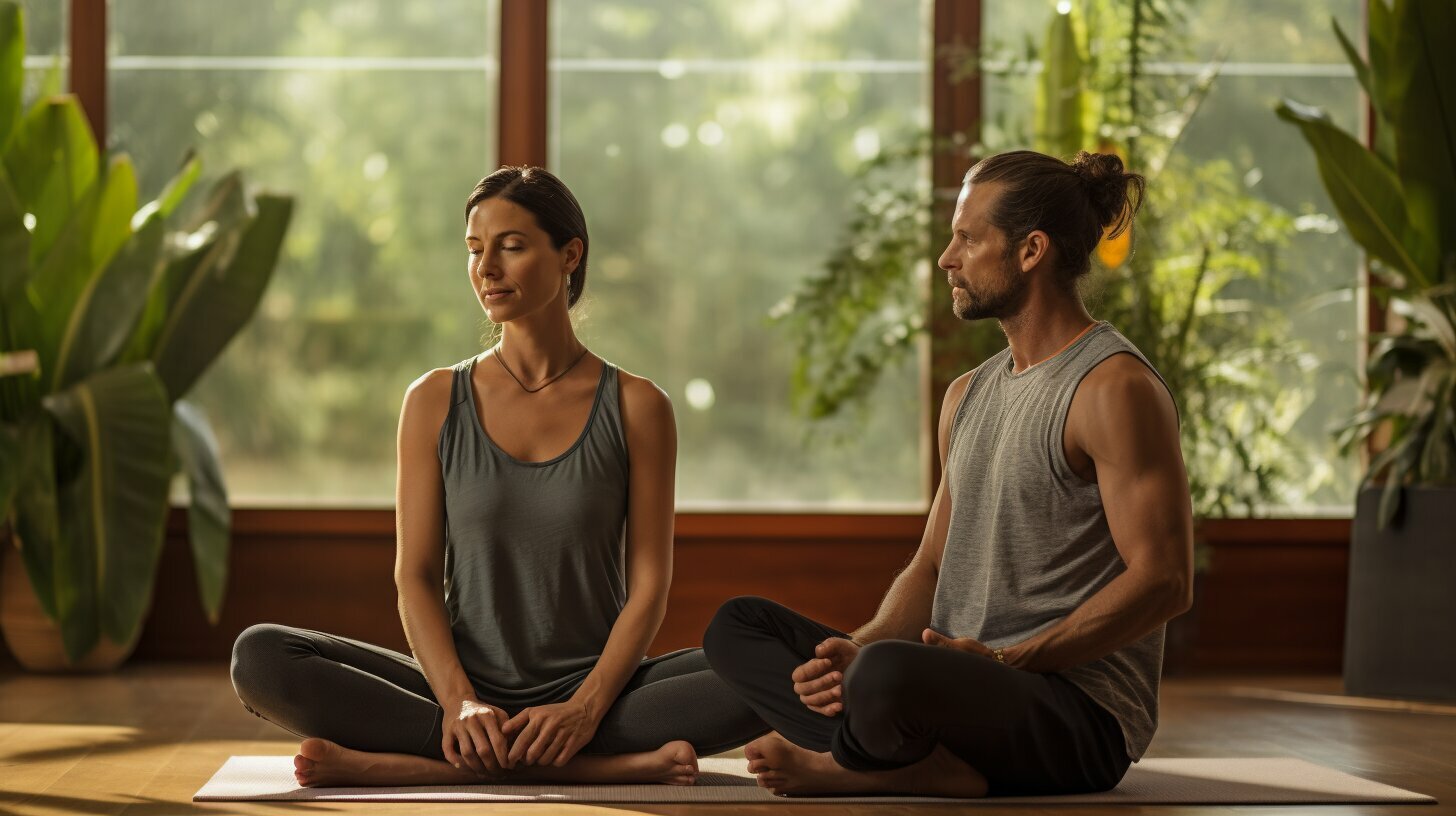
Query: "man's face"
937 181 1029 321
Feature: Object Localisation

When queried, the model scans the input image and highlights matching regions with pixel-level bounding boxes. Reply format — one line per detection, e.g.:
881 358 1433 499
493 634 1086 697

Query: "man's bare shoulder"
1071 353 1178 459
938 369 979 458
1079 353 1172 413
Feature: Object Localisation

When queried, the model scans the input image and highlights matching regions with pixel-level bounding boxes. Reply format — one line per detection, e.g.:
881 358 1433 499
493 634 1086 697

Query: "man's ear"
1020 229 1052 272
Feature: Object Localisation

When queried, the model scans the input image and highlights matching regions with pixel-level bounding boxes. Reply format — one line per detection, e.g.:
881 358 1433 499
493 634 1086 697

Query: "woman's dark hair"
465 166 590 308
965 150 1145 286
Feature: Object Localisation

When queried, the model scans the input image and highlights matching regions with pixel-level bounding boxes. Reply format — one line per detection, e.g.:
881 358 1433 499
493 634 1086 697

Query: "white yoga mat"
193 755 1436 804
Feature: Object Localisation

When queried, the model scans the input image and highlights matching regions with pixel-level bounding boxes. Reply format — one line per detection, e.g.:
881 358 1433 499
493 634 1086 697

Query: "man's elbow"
1165 574 1194 617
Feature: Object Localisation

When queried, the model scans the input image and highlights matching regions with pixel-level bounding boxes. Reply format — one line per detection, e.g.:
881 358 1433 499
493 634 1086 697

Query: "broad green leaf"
1276 99 1426 287
0 419 16 518
1389 0 1456 270
11 413 58 619
42 363 172 659
152 193 292 400
118 171 253 368
171 399 229 623
1332 18 1394 167
50 216 162 390
3 96 98 267
0 160 28 299
49 156 140 390
136 150 202 227
30 156 137 392
0 1 22 152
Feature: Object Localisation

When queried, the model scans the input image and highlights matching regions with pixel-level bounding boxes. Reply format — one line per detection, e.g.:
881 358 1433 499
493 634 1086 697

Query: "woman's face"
465 198 581 324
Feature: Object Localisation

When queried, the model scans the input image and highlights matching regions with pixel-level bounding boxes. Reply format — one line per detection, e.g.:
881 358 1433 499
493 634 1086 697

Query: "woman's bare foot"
294 738 483 787
292 737 698 788
744 733 988 798
576 740 698 786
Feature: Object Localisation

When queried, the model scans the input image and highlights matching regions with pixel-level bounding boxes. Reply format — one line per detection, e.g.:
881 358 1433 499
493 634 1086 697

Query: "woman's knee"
230 623 299 711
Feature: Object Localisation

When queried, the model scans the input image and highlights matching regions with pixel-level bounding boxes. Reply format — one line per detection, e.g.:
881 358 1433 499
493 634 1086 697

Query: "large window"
982 0 1362 515
551 0 932 508
80 1 1367 514
19 0 64 95
109 1 499 504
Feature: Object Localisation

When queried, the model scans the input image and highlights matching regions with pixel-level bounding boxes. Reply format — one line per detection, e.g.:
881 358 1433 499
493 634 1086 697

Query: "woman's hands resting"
502 700 600 768
442 697 513 776
443 697 602 775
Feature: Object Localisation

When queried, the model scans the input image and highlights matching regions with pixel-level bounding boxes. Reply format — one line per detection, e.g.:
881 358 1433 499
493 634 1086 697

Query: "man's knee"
843 640 927 715
703 596 777 668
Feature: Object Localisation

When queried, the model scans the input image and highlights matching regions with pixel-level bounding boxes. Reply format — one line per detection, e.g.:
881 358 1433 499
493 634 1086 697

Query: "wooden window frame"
66 0 1354 529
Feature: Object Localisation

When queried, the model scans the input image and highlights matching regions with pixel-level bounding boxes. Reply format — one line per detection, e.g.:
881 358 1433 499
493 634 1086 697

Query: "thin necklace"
493 345 591 393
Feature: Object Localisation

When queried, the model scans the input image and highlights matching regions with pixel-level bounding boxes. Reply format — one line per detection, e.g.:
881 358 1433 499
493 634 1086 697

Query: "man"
703 149 1194 797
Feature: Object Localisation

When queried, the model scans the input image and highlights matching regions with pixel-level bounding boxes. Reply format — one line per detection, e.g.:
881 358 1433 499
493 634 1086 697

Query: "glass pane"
983 0 1362 516
109 1 498 504
552 0 932 509
19 0 66 100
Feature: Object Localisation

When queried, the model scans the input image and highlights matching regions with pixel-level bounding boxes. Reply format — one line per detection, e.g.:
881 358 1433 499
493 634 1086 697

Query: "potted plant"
0 0 293 670
1277 0 1455 701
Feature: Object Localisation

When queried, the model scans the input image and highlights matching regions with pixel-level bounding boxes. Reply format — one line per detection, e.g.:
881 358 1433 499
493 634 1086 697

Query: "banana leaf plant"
1277 0 1456 528
0 0 293 663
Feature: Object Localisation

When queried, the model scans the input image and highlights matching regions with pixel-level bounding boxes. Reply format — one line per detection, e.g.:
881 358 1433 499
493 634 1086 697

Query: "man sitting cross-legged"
703 149 1195 798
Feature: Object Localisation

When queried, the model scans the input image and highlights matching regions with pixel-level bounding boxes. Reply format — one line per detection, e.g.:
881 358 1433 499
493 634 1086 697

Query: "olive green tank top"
436 355 666 707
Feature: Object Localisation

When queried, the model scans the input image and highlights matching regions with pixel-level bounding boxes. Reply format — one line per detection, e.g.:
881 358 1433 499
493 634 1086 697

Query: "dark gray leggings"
230 623 767 760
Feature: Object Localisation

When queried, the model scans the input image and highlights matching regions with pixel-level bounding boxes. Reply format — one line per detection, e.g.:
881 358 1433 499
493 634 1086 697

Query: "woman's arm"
503 371 678 767
395 368 513 774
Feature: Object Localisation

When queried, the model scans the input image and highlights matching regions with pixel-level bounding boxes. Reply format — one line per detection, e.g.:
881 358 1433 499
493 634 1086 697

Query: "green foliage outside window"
778 0 1358 518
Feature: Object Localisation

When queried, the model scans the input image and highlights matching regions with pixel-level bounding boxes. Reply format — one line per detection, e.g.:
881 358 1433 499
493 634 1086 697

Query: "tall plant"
776 0 1323 518
1277 0 1456 527
0 1 293 663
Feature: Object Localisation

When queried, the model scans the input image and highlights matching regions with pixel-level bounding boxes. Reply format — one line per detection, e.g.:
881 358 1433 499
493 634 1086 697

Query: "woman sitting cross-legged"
229 166 766 787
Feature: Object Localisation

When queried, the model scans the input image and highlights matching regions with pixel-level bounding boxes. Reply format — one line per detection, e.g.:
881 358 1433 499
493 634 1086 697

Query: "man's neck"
999 298 1097 375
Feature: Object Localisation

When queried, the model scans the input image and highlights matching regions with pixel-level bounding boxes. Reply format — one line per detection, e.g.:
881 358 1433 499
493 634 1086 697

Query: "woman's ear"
562 237 584 276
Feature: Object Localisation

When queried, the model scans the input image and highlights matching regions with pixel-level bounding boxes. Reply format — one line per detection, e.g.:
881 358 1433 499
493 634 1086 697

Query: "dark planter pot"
1344 485 1456 701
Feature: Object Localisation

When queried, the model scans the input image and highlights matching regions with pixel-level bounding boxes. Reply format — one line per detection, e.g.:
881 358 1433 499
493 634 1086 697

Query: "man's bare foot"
744 732 988 798
292 737 697 787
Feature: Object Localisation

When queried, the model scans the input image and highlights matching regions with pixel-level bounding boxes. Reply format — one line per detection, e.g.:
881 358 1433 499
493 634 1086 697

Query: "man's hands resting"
920 628 998 659
791 637 861 716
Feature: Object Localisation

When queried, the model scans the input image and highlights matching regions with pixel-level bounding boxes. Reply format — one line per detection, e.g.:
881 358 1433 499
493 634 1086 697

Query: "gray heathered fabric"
930 321 1177 761
437 356 677 707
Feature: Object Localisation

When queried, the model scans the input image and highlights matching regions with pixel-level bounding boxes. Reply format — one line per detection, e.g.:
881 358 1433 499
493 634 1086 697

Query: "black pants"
702 596 1130 796
230 623 767 761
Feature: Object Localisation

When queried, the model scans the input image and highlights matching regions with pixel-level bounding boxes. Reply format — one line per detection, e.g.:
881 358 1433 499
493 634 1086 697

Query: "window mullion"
498 0 548 167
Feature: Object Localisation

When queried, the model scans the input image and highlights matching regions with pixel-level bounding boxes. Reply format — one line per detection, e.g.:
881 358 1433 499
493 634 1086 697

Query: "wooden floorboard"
0 665 1449 815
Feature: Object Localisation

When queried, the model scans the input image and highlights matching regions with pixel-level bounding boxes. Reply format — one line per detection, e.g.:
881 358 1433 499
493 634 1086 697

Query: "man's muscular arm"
791 371 973 715
850 370 971 645
1001 354 1194 673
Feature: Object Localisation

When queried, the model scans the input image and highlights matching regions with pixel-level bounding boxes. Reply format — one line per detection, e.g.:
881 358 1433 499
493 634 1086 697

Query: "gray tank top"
931 321 1175 761
436 355 668 707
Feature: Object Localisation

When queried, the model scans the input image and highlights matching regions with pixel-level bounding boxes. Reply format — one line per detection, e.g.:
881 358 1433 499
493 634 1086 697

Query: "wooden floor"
0 664 1450 815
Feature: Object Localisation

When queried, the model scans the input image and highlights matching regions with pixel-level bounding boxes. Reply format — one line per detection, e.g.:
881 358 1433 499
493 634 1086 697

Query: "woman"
230 166 765 787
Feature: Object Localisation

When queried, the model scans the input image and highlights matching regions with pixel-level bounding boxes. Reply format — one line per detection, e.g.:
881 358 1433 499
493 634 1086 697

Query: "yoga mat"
194 755 1436 804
